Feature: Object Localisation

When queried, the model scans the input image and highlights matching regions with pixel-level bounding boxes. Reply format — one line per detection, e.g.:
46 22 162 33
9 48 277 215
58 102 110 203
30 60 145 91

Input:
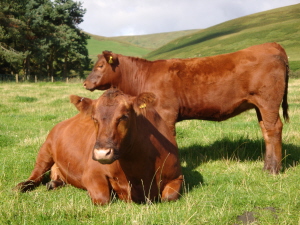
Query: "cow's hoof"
46 180 65 190
15 180 36 192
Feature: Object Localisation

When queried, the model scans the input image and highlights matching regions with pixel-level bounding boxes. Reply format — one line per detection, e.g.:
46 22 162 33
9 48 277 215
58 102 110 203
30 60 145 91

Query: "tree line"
0 0 90 81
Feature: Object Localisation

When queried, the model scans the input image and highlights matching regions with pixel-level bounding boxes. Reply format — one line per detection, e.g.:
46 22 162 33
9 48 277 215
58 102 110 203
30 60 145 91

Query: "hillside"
86 33 150 61
110 29 201 50
145 4 300 73
86 29 201 61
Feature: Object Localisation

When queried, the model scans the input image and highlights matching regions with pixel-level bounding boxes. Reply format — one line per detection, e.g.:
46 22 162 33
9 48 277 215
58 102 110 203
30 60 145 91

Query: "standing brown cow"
16 89 183 205
84 42 289 174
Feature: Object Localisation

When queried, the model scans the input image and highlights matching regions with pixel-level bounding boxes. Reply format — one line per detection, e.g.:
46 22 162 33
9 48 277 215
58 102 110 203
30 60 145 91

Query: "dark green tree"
0 0 30 75
51 0 90 78
0 0 90 80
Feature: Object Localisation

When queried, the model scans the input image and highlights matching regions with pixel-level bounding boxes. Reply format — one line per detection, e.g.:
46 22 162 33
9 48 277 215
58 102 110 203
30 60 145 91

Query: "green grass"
1 80 300 224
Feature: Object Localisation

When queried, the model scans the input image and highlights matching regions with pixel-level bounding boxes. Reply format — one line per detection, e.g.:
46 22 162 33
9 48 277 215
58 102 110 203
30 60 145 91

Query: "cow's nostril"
105 149 112 156
93 148 115 164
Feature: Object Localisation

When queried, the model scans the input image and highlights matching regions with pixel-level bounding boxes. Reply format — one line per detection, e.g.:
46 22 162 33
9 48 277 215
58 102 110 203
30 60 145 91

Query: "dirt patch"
235 207 278 224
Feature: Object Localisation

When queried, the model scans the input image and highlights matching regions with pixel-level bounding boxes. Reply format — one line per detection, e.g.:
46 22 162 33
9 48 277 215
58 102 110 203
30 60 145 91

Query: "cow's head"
70 88 157 164
83 51 120 91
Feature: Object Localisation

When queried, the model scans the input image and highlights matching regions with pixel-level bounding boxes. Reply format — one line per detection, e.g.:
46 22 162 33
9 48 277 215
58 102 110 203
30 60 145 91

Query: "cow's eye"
119 115 128 121
98 65 103 68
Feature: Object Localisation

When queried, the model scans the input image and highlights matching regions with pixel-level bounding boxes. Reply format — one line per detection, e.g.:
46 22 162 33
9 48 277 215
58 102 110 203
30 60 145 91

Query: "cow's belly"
178 99 255 121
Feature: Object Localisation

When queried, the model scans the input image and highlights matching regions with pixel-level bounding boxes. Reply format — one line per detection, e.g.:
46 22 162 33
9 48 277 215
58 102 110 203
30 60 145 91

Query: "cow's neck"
118 115 155 174
116 56 152 96
118 112 173 178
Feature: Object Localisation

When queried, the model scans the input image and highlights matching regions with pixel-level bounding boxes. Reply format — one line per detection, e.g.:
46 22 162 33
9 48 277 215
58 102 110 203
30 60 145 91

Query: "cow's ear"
70 95 93 114
133 92 157 115
102 51 119 65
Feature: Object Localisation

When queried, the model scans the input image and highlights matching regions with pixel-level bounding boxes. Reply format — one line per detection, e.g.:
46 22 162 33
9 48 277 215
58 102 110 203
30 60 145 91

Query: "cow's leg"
87 184 111 205
161 175 183 202
108 177 132 202
15 143 54 192
255 108 283 174
82 174 112 205
46 164 66 190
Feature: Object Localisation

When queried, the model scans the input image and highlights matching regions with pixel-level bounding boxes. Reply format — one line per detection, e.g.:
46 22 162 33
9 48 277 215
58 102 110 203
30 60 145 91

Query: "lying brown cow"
16 89 183 205
84 42 289 174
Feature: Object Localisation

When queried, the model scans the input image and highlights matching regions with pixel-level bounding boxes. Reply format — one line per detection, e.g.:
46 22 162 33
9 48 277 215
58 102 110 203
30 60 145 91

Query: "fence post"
35 75 37 83
51 76 54 82
66 77 69 83
15 74 18 83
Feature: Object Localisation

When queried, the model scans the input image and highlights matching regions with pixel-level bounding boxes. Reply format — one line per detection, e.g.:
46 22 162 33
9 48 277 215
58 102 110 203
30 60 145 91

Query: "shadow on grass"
179 137 300 190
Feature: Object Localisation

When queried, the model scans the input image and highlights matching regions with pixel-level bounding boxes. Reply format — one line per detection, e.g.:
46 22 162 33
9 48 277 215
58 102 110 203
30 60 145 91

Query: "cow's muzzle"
83 81 95 91
93 148 115 164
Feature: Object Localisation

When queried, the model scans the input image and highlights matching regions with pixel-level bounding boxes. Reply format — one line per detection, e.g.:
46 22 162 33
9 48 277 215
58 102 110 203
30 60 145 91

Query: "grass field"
1 80 300 224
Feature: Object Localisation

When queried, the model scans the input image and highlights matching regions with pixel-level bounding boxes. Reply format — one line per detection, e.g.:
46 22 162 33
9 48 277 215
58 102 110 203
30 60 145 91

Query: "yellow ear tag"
108 56 113 64
139 103 146 109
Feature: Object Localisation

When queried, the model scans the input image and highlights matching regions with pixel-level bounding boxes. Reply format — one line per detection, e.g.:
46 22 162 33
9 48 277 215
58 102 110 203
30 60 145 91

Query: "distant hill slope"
145 4 300 72
86 33 150 61
86 29 201 61
110 29 201 50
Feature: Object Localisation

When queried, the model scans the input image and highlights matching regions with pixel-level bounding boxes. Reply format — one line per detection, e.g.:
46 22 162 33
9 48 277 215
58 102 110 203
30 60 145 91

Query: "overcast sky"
78 0 299 37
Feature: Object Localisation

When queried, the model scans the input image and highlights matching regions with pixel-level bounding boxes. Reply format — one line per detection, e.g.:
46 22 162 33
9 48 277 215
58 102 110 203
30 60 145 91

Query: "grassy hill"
110 29 201 50
145 4 300 73
86 30 200 61
86 33 150 62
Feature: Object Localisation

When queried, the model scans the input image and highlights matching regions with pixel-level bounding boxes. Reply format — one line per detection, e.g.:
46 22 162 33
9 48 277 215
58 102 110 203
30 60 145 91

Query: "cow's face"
70 89 157 164
91 90 132 164
83 51 119 91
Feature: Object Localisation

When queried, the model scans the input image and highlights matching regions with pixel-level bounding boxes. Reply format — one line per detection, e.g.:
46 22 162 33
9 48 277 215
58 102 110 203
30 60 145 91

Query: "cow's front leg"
161 175 183 202
87 186 111 205
109 176 132 202
83 173 112 205
15 144 54 192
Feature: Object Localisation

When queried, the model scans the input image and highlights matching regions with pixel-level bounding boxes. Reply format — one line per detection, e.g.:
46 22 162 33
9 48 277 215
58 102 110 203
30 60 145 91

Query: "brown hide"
16 89 182 204
89 89 182 203
84 42 289 174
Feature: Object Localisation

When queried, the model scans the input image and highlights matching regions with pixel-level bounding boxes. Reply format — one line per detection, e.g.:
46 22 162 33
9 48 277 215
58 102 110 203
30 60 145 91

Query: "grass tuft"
14 95 38 103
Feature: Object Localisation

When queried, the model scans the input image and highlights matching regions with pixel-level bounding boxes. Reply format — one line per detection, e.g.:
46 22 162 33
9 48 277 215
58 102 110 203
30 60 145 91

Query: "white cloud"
78 0 299 37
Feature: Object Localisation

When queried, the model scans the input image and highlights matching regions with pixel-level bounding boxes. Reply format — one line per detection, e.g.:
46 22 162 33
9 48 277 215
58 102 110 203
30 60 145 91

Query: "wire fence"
0 74 84 83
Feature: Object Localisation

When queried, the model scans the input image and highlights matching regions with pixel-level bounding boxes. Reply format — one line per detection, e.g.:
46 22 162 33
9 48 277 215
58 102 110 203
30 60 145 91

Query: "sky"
78 0 299 37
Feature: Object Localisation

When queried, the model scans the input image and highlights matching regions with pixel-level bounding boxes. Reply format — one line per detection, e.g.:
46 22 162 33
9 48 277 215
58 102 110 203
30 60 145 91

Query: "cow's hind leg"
255 108 283 174
46 164 66 190
15 143 54 192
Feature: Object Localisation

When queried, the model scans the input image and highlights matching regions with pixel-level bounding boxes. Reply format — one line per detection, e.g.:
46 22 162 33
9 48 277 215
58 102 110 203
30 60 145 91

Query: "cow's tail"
282 63 289 123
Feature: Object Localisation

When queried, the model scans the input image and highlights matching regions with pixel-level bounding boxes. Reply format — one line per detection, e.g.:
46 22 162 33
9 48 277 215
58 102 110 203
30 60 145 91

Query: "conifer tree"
0 0 90 79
